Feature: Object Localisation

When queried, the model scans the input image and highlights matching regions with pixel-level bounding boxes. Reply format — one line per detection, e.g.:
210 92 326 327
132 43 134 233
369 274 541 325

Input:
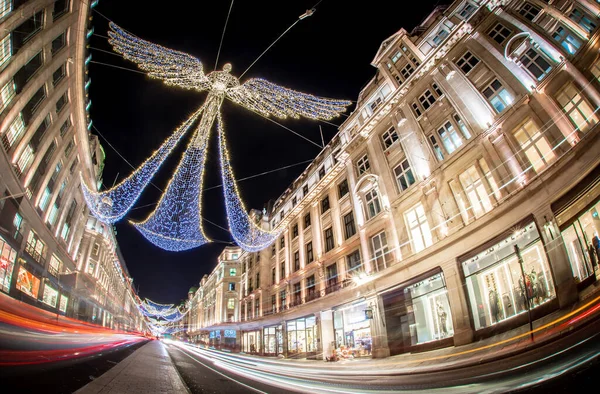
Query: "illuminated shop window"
0 236 17 293
16 266 40 298
461 222 555 330
42 284 58 307
560 200 599 284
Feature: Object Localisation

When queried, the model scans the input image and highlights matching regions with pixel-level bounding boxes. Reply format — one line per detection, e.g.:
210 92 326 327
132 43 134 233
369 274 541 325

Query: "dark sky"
88 0 444 304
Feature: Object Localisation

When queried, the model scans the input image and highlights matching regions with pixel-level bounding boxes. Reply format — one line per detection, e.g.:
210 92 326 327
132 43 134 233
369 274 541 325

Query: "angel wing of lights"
131 114 213 252
226 78 352 120
108 22 210 91
217 114 283 252
82 107 203 224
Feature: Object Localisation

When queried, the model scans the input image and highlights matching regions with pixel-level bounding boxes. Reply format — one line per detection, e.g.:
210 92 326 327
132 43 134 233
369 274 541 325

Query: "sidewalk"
76 340 189 394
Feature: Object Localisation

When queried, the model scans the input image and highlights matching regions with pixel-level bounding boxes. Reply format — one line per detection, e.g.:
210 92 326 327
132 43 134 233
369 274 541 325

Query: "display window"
42 284 58 307
16 267 40 299
263 325 283 355
0 236 17 293
560 199 599 283
382 271 453 355
461 222 556 330
242 330 261 353
333 301 372 358
287 316 316 355
59 294 68 312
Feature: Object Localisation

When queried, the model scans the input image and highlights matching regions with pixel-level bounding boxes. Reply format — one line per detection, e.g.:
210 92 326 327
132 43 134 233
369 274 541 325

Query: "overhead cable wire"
214 0 235 71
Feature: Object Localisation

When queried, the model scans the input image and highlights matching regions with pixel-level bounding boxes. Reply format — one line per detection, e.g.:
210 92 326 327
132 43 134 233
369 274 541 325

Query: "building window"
461 222 555 330
51 32 66 55
59 294 68 312
229 282 236 291
227 298 235 309
280 260 285 279
411 102 422 118
306 275 316 299
60 117 71 137
371 231 391 272
555 83 598 133
272 267 276 284
0 1 11 20
229 268 237 276
479 158 501 201
518 2 540 21
280 236 285 249
12 11 44 53
512 119 556 173
346 250 362 274
255 297 260 317
302 184 309 197
459 165 494 218
457 2 476 19
0 79 16 113
292 223 298 238
391 50 402 63
324 227 334 252
401 63 415 79
519 48 552 81
41 283 58 307
39 187 52 211
4 113 26 149
25 231 46 263
321 196 330 213
381 126 399 150
52 0 71 21
292 196 297 207
456 51 479 74
482 79 513 113
326 263 338 291
49 255 61 277
294 251 300 271
16 144 34 173
338 179 349 198
418 89 437 111
304 212 311 228
365 188 382 219
437 120 464 154
16 267 40 298
356 154 370 175
318 166 325 179
293 282 301 305
560 199 599 284
552 25 581 55
569 8 596 33
429 135 444 161
394 159 416 192
306 241 314 263
280 290 286 308
405 203 432 253
0 34 10 68
56 91 68 113
343 211 356 239
488 23 512 45
13 212 23 239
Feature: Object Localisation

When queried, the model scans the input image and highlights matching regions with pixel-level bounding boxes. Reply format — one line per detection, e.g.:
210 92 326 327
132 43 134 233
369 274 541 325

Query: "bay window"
569 8 596 33
555 83 598 134
552 25 581 55
393 159 416 192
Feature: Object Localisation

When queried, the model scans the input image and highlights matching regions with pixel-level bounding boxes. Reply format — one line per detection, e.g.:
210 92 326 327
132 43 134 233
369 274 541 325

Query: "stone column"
367 294 390 358
442 263 474 346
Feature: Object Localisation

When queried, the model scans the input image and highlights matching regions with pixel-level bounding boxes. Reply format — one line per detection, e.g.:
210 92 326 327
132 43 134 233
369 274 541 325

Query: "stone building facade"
189 0 600 359
0 0 144 332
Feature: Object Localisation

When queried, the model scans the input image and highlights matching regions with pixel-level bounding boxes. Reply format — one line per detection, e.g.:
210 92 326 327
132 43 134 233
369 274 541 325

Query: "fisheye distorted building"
187 0 600 359
0 0 144 332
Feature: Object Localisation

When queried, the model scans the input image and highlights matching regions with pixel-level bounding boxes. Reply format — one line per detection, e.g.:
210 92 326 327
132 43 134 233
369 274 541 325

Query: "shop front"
209 330 221 348
242 330 261 353
0 236 17 293
333 301 372 359
16 266 41 300
263 324 283 356
223 329 237 351
286 316 317 358
460 220 556 333
382 269 454 356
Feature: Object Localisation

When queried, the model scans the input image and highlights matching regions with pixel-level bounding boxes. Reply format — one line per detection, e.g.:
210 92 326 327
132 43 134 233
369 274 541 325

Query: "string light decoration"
217 113 282 251
81 106 203 223
81 22 351 252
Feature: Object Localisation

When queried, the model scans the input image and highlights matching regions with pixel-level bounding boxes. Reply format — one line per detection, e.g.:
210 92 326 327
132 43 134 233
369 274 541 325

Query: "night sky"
88 0 445 304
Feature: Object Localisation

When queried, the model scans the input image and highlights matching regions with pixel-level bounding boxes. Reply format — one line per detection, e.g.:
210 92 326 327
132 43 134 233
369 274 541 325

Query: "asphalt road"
1 339 148 393
164 317 600 394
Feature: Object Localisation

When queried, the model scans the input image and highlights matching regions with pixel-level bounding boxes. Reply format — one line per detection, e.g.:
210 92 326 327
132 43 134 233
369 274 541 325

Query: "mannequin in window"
437 301 448 337
488 289 500 323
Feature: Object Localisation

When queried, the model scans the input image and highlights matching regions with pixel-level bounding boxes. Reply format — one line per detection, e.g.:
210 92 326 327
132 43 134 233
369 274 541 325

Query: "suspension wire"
89 46 123 58
92 124 231 237
90 60 147 75
214 0 235 71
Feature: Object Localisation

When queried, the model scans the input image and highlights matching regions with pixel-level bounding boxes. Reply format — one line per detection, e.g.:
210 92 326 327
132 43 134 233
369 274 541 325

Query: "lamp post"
514 245 534 341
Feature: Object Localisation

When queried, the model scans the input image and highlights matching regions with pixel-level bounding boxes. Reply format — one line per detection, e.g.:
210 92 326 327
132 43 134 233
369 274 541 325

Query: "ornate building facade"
0 0 144 332
188 0 600 359
187 246 242 349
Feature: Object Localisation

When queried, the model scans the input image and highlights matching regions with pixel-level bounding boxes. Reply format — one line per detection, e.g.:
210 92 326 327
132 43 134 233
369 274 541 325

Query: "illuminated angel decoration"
82 22 351 252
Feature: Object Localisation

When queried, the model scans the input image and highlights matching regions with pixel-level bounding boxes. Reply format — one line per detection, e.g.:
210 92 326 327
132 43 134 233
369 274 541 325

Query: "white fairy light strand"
217 113 283 252
81 106 204 223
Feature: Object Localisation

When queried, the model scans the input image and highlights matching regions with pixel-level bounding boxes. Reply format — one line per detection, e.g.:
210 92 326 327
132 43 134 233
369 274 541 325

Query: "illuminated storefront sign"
59 294 69 312
16 267 40 299
224 329 236 338
42 284 58 307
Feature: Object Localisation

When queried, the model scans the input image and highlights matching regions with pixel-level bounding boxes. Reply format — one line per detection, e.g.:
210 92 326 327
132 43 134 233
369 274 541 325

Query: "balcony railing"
325 281 342 294
24 242 45 265
306 290 320 302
